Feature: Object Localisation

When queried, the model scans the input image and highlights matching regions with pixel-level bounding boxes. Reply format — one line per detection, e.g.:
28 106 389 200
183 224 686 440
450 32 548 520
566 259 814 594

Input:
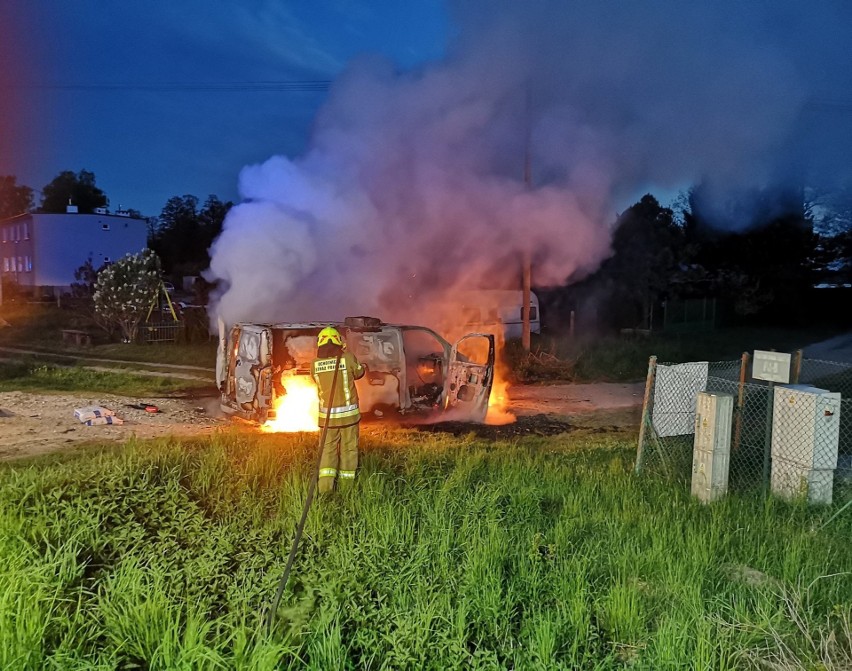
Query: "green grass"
0 361 209 396
0 302 215 368
87 342 217 368
1 429 850 669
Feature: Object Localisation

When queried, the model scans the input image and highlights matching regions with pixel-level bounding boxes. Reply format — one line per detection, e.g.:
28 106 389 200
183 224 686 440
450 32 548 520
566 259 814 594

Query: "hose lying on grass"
266 354 342 635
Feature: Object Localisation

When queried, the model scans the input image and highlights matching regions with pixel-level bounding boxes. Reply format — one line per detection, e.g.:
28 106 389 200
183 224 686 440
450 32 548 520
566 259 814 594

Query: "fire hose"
266 353 342 634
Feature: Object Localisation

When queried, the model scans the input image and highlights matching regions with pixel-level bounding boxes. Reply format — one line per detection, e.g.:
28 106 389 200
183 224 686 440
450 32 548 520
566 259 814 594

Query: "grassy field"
0 361 210 396
1 429 850 669
0 302 216 368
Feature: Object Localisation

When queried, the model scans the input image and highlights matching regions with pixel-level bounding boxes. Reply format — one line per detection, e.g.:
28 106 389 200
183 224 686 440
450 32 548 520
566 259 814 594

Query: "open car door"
444 333 495 422
216 318 228 391
229 324 273 420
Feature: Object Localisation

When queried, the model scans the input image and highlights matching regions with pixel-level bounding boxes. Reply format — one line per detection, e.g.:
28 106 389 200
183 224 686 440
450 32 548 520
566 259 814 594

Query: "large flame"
262 374 319 433
485 370 516 425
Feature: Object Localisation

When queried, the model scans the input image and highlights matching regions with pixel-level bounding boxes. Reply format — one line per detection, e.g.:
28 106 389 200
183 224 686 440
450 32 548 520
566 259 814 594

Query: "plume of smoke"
208 0 852 329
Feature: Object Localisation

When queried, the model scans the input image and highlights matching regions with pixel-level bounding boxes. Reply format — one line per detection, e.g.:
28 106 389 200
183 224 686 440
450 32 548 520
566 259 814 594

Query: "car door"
346 326 406 411
444 333 495 422
231 324 273 417
216 318 228 391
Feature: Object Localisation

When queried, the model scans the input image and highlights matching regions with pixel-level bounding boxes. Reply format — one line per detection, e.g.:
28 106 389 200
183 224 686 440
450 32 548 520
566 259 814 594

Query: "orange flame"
261 374 320 433
485 371 516 425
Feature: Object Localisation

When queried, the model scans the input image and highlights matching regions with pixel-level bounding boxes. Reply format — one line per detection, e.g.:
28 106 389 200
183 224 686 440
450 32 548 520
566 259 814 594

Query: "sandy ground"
509 382 643 417
0 391 226 461
0 382 644 461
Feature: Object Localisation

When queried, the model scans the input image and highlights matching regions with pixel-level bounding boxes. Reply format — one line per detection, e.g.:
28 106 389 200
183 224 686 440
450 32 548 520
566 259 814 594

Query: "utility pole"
521 86 532 352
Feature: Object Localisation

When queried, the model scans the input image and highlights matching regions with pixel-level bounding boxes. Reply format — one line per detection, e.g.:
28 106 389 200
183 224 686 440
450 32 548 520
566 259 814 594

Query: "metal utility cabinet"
771 384 841 505
691 391 734 503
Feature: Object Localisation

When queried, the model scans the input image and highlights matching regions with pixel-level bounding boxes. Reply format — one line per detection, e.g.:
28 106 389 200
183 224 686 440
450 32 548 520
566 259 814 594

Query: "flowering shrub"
93 249 162 342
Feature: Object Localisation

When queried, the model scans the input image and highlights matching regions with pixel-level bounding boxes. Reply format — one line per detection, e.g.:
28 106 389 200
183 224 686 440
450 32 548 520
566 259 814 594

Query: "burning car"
216 316 495 428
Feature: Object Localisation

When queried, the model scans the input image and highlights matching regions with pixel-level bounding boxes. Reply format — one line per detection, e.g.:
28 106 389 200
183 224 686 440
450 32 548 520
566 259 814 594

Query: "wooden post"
569 310 575 340
635 355 658 474
733 352 749 452
792 349 803 384
522 251 531 352
521 86 532 352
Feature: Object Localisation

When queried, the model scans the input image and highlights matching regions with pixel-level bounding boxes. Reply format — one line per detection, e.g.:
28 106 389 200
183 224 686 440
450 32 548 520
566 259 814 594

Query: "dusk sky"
2 1 851 230
1 2 449 216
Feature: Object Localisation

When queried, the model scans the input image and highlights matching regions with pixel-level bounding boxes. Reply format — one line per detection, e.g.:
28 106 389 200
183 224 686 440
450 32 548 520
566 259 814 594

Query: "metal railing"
140 320 183 344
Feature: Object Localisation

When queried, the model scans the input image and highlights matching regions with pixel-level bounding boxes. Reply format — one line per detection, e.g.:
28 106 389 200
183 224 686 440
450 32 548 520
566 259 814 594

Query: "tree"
40 169 108 214
806 182 852 283
71 258 102 298
598 194 685 329
93 249 162 342
0 175 34 218
685 184 818 319
68 258 114 335
150 194 232 276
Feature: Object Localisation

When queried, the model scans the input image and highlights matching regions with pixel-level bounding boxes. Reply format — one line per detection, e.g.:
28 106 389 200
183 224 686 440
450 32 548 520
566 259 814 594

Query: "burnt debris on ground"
411 414 577 440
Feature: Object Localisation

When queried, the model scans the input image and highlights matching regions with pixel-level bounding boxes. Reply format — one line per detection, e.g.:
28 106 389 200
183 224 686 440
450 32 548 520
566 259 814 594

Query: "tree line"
4 168 852 331
548 185 852 331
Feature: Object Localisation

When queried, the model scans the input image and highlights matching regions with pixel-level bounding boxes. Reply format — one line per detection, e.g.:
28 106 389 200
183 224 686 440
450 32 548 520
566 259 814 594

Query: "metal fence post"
635 355 658 474
762 381 775 489
733 352 749 453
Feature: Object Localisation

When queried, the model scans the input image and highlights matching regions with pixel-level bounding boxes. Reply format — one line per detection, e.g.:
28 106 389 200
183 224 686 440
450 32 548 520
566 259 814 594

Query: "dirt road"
0 382 644 461
0 391 225 461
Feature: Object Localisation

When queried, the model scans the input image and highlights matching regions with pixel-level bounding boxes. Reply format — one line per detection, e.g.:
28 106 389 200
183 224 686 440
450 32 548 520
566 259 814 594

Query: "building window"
1 228 6 242
25 256 32 272
101 223 110 231
2 258 8 272
15 225 20 241
17 256 23 272
23 223 29 240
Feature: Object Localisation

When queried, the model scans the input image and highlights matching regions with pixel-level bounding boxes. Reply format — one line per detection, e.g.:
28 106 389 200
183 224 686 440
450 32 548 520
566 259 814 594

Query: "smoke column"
208 0 852 328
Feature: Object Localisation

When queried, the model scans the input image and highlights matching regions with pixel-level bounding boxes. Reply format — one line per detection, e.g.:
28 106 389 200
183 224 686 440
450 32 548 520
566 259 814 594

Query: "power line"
0 80 332 92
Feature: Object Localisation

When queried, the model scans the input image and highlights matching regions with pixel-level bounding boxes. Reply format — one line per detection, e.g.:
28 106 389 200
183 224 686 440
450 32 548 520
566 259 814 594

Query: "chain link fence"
636 354 852 505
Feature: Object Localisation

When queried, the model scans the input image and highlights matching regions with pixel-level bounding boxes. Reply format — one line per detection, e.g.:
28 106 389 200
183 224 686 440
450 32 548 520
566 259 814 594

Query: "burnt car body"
216 316 495 423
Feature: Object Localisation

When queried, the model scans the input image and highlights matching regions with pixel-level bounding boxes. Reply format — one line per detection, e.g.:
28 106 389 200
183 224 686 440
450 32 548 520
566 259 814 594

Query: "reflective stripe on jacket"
311 351 365 427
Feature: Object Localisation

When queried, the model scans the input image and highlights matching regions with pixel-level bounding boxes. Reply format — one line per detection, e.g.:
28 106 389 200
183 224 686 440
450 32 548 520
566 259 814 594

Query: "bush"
94 249 163 343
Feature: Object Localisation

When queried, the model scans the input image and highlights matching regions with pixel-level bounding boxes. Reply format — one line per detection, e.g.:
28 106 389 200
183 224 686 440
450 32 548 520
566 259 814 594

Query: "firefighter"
311 326 365 493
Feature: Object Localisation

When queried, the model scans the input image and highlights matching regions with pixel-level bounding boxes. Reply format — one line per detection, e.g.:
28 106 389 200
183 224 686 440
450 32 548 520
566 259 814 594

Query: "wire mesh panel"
799 359 852 500
637 355 852 504
141 321 183 344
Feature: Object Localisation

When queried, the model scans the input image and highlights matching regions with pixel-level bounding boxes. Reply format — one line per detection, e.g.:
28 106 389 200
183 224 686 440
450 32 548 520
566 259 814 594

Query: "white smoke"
208 0 852 328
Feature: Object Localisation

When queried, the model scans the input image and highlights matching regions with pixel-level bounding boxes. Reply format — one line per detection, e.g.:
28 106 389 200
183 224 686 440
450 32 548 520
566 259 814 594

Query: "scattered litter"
75 405 124 426
84 416 124 426
74 406 115 423
124 403 161 413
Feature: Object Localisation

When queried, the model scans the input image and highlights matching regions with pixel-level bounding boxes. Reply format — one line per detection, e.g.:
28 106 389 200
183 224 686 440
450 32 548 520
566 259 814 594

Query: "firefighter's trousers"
318 422 359 493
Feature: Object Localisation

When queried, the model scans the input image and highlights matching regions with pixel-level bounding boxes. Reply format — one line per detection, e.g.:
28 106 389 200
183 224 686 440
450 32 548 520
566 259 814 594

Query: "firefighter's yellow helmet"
317 326 343 347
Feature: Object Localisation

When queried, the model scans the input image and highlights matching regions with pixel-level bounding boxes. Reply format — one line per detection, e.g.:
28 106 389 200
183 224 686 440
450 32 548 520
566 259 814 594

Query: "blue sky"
3 0 851 228
1 2 449 216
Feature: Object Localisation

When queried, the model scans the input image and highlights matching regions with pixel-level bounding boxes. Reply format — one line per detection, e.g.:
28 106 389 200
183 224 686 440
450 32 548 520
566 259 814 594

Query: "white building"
0 210 148 295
